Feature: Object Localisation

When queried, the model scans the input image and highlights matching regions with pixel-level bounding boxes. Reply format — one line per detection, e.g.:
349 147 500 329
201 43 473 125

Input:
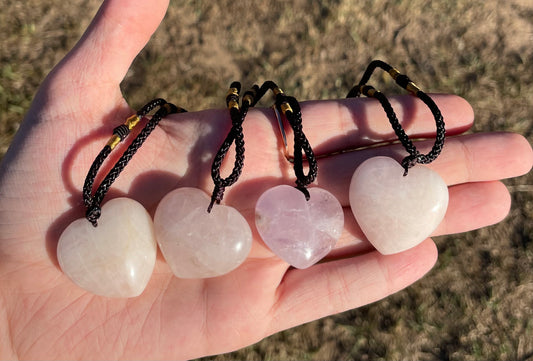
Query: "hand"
0 0 531 359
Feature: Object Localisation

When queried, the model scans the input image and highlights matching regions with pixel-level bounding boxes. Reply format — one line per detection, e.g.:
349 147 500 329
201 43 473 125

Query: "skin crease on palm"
0 0 532 359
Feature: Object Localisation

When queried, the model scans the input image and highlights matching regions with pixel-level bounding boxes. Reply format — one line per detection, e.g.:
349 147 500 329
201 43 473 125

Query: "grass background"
1 0 532 359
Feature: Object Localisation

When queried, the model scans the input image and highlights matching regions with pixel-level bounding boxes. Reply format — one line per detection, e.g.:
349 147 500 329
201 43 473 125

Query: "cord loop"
83 99 186 226
347 60 445 175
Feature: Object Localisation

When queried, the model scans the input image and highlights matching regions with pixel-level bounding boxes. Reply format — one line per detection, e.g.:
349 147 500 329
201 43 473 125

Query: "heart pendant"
57 198 157 298
349 156 449 255
154 187 252 278
255 185 344 269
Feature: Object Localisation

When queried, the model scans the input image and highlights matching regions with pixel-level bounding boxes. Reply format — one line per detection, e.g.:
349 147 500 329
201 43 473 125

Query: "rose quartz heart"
57 198 157 298
255 185 344 269
154 187 252 278
349 156 449 255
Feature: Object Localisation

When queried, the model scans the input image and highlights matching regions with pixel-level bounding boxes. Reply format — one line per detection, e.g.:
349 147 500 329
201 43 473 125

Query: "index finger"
250 94 474 156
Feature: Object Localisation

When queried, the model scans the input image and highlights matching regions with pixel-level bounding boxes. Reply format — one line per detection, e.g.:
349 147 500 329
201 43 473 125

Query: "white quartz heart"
349 156 448 255
154 187 252 278
57 198 157 298
255 185 344 269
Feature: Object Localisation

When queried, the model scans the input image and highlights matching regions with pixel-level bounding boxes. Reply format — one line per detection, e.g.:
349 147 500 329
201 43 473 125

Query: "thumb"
56 0 170 87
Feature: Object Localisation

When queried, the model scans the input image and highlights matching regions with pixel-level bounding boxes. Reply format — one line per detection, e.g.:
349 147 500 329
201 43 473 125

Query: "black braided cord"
208 80 318 209
83 99 186 226
258 81 317 199
208 82 261 212
347 60 446 175
83 146 111 209
280 96 318 200
81 97 166 210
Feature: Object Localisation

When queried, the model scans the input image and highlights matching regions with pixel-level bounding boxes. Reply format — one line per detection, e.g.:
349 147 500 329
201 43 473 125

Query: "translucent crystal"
349 156 449 255
255 185 344 269
154 187 252 278
57 198 157 298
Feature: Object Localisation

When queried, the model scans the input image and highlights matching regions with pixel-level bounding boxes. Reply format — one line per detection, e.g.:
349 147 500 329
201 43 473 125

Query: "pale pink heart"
57 198 157 298
255 185 344 269
350 156 449 255
154 187 252 279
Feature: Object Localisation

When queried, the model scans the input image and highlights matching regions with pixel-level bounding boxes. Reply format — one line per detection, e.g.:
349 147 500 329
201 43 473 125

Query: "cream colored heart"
349 156 449 255
57 198 157 298
154 187 252 279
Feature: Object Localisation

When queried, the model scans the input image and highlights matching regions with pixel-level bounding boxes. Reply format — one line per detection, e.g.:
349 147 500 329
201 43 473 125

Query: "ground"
1 0 532 359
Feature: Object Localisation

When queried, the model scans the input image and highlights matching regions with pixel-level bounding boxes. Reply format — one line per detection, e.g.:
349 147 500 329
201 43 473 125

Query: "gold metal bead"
280 102 292 114
226 87 239 97
243 94 254 105
388 68 401 80
360 85 377 97
228 99 240 110
273 87 284 96
106 134 121 150
162 103 174 114
406 82 421 95
125 114 141 130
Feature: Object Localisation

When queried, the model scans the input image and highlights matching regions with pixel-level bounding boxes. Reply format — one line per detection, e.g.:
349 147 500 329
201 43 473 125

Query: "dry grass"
1 0 532 359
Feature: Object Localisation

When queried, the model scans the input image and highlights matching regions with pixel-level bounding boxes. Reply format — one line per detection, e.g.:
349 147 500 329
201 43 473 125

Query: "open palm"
0 0 531 359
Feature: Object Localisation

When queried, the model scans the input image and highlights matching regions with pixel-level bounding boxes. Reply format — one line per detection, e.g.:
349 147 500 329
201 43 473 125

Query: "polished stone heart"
255 185 344 269
154 187 252 278
349 156 449 255
57 198 157 298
